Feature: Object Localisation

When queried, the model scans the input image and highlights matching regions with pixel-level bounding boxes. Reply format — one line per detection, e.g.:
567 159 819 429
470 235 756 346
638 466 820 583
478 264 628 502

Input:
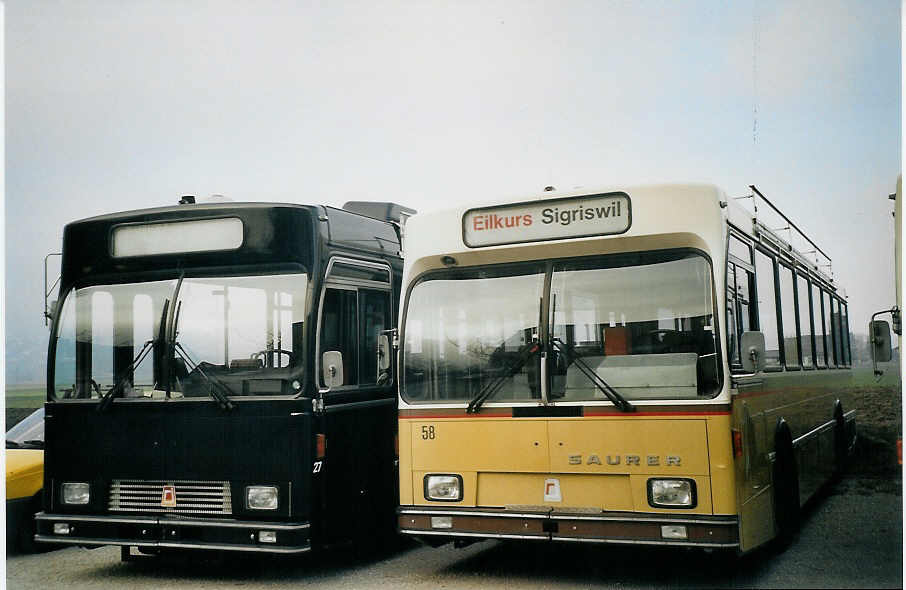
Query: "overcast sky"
4 1 901 381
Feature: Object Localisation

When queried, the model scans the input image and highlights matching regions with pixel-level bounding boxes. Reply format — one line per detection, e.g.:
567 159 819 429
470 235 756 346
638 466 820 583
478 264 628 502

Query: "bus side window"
358 289 391 384
796 275 814 368
320 288 358 387
840 301 851 365
754 250 782 368
777 265 799 368
727 264 740 368
727 261 754 372
737 268 754 335
821 289 837 367
831 297 843 366
811 283 827 367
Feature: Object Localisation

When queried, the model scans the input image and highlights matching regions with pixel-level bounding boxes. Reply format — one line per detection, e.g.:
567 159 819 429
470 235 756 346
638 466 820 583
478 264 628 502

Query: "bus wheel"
772 428 799 549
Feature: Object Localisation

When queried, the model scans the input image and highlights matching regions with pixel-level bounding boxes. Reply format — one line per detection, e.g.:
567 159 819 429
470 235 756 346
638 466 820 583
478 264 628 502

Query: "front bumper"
35 512 311 554
399 506 739 548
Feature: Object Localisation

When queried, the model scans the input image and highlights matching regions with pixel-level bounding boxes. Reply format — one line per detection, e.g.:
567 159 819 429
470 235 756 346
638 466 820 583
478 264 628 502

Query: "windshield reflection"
403 264 545 403
401 251 720 404
52 273 307 400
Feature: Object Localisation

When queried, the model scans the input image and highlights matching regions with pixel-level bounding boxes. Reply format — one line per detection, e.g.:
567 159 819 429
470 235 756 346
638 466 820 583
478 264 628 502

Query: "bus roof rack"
342 201 416 224
738 185 835 285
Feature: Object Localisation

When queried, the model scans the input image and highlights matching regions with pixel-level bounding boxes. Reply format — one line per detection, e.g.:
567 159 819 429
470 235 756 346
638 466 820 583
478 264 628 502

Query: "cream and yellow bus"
396 183 855 553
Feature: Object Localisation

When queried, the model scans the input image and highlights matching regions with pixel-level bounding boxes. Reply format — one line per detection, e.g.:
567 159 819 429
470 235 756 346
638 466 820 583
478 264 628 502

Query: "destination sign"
462 192 631 247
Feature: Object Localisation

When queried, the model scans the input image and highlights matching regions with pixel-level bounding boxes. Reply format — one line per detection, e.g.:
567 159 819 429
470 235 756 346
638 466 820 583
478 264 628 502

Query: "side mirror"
377 334 391 372
322 350 344 388
870 320 893 363
740 331 766 373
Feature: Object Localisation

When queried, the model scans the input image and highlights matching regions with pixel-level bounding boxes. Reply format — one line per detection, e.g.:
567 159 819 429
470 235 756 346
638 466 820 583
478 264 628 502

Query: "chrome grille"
109 480 232 515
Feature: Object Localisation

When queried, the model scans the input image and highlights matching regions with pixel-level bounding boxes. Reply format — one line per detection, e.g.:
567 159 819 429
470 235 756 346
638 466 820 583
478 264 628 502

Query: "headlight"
648 478 696 508
246 486 279 510
424 474 462 502
62 482 90 505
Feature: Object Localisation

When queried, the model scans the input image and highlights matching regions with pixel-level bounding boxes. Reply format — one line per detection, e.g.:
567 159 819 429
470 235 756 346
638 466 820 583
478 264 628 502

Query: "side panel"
320 397 397 545
398 420 414 506
706 414 737 515
732 368 853 552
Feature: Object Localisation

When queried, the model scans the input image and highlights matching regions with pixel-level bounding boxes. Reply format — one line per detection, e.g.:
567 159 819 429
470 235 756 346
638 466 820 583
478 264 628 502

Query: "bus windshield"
402 263 545 404
401 251 720 404
549 252 719 401
52 273 307 400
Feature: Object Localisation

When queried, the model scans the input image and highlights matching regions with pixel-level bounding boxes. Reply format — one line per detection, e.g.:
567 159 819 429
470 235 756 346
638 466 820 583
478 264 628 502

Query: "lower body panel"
34 512 311 554
398 506 738 548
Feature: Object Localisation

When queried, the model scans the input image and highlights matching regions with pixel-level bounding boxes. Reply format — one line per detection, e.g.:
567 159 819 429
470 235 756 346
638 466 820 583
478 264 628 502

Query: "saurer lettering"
568 454 682 466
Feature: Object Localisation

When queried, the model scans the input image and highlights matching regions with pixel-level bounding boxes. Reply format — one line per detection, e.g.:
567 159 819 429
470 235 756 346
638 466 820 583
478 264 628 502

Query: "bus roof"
402 182 838 291
403 182 728 269
59 200 403 289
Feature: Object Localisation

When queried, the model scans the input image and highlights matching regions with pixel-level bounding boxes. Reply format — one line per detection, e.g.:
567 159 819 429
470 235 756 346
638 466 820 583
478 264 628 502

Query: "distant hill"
6 332 50 385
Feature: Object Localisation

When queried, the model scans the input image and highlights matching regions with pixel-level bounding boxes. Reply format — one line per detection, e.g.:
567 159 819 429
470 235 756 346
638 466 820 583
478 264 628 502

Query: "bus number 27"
421 425 436 440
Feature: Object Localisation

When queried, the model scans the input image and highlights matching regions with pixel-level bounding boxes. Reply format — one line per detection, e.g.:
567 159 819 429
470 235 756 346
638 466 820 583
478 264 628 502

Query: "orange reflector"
316 434 326 459
732 429 743 458
898 438 902 466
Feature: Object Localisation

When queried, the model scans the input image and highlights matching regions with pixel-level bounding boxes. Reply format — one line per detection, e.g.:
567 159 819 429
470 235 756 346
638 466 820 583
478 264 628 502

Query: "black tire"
772 431 800 550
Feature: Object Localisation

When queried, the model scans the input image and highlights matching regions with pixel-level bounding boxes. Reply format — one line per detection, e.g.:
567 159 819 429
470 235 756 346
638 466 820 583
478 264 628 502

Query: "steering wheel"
251 349 294 366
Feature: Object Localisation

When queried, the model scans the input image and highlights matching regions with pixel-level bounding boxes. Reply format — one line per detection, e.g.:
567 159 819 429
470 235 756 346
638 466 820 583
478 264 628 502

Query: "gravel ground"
6 474 902 590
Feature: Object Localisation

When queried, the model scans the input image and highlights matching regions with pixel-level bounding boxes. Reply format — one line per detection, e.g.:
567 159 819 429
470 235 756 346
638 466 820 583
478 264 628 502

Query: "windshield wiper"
166 290 235 411
174 343 235 411
551 338 635 413
97 337 156 413
466 341 540 414
6 440 20 449
97 295 170 412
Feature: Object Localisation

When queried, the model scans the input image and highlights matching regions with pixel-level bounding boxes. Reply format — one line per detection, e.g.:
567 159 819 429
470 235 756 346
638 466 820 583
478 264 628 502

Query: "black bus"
35 199 412 557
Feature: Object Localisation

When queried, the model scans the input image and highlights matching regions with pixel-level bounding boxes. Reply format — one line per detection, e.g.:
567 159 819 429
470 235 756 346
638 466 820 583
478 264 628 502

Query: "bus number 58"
421 425 436 440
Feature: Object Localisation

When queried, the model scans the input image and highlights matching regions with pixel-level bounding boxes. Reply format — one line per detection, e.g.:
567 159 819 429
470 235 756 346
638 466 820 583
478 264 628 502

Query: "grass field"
5 386 45 430
5 385 45 409
851 366 901 388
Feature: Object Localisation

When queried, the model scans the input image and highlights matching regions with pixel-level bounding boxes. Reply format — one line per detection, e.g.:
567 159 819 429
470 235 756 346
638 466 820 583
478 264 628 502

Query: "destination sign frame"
462 192 632 248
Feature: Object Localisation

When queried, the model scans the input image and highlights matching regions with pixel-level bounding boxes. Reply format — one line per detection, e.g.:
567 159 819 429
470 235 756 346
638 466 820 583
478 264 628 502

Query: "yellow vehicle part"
6 450 44 501
401 413 736 515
